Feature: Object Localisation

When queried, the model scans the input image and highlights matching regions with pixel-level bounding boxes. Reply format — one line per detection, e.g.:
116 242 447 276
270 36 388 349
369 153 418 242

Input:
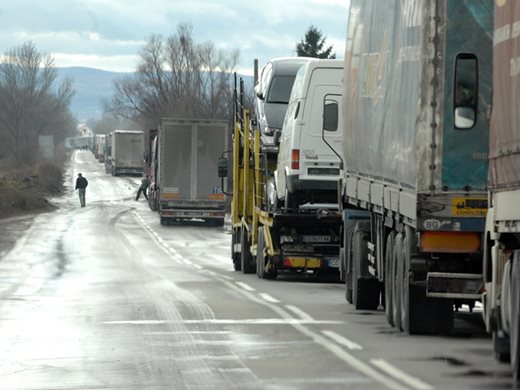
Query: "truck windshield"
267 75 296 104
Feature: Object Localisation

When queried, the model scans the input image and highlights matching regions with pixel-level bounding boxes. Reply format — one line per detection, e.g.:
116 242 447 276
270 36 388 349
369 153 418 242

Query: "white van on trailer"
274 59 344 210
254 57 313 146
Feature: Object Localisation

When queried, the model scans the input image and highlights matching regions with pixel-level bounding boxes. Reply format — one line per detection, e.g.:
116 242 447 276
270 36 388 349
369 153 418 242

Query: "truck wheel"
401 226 437 334
232 229 241 271
392 232 403 330
149 192 158 211
256 227 277 279
240 228 255 274
384 231 395 326
401 227 412 332
352 225 379 310
493 330 511 363
510 253 520 380
343 222 356 304
256 227 265 278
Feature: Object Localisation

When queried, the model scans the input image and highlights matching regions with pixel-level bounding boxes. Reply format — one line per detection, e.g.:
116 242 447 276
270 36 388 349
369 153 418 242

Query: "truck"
104 132 113 173
149 118 227 226
108 130 144 176
94 134 106 162
331 0 493 334
219 75 342 278
482 0 520 379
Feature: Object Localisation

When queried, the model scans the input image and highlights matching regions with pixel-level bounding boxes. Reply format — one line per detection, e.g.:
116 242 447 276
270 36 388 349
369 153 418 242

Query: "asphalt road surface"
0 151 514 389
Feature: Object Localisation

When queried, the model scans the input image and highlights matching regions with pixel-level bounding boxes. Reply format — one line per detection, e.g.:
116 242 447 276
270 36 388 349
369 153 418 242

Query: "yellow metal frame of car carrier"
230 105 278 269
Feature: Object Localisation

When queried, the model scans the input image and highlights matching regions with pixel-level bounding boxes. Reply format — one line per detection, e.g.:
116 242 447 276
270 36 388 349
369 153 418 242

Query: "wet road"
0 151 514 389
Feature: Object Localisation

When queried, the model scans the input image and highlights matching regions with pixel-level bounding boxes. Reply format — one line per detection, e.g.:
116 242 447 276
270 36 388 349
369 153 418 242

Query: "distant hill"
57 67 254 123
56 67 129 123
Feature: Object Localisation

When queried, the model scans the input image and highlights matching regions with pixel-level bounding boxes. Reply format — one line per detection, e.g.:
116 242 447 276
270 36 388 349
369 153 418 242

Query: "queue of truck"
81 0 520 380
218 0 520 381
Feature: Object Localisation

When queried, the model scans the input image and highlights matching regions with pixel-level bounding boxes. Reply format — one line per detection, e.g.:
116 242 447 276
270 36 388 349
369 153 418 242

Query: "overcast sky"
0 0 349 74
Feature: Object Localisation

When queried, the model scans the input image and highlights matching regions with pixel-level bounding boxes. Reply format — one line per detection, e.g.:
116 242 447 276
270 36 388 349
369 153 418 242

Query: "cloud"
0 0 349 72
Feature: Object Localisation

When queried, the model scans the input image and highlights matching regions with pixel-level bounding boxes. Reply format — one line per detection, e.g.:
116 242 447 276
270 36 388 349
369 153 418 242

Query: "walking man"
136 175 150 201
75 173 88 207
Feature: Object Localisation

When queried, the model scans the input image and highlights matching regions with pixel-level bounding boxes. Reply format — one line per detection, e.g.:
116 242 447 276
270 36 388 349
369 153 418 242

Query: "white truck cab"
274 59 344 209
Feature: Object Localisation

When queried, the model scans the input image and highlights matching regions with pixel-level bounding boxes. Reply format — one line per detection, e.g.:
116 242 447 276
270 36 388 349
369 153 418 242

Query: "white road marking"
144 331 231 335
235 281 255 292
104 319 346 325
321 330 363 350
130 211 415 390
212 277 405 390
370 359 433 390
193 264 203 270
259 293 280 303
285 305 314 321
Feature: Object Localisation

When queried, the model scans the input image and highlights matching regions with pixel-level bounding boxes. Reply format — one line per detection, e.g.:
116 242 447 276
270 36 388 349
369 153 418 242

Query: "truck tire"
401 227 413 332
352 225 379 310
510 253 520 380
401 226 439 334
343 221 357 304
232 230 241 271
502 259 513 336
256 227 265 278
256 227 277 279
240 227 255 274
392 232 403 330
493 330 511 363
384 231 395 326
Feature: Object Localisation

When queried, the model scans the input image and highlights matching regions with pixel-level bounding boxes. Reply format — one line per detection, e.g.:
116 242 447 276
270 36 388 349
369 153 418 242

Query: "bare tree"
0 41 75 165
106 23 239 125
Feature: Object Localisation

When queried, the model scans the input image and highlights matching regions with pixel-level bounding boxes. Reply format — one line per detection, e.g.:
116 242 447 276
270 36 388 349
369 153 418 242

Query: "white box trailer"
110 130 144 176
151 118 227 226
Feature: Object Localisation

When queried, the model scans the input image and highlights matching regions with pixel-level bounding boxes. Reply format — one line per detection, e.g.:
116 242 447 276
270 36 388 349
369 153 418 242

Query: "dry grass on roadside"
0 161 64 219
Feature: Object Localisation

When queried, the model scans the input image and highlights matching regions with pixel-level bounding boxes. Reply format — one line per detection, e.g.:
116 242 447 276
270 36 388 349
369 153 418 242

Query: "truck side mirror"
453 53 478 129
218 157 228 178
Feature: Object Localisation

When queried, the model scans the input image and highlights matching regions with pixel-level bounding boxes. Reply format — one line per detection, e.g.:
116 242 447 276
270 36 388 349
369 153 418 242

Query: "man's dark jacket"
75 176 88 190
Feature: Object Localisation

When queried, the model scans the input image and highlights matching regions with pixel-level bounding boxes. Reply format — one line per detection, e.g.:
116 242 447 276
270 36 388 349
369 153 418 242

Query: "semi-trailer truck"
482 0 520 379
149 118 227 226
108 130 144 176
330 0 493 334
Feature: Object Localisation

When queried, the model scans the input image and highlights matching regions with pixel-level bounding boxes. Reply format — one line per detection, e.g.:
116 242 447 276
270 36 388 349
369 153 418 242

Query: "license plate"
301 235 331 243
327 259 340 268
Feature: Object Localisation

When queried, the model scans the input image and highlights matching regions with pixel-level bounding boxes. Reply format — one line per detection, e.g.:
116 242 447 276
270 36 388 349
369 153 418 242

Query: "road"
0 151 513 390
